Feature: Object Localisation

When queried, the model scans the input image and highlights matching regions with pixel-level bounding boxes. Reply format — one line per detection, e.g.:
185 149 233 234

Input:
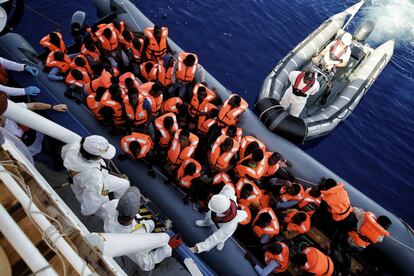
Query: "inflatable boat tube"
0 0 412 274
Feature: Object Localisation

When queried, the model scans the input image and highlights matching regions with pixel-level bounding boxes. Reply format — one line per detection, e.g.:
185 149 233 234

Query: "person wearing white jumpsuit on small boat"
61 135 130 216
313 32 353 71
190 185 247 253
100 187 173 271
280 70 320 118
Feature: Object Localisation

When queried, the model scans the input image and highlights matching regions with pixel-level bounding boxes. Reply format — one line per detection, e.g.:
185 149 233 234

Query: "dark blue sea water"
15 0 414 226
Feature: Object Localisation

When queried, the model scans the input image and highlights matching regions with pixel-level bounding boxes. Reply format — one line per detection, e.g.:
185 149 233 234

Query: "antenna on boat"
341 1 365 32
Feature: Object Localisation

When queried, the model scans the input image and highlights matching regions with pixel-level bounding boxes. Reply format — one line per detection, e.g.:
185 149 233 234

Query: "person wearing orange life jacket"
298 187 321 216
151 56 174 88
239 135 266 160
245 241 290 275
123 87 152 130
80 38 101 65
119 29 134 49
139 61 156 83
70 55 92 76
293 247 334 276
95 25 119 53
277 182 305 209
252 207 280 243
154 112 178 148
347 208 391 248
46 50 72 81
221 125 242 145
210 172 235 195
209 135 239 172
86 87 106 121
236 177 262 208
65 68 91 103
167 129 199 168
143 25 170 61
119 72 140 93
84 69 112 95
282 209 311 237
176 158 202 189
235 149 267 180
161 96 183 114
263 152 291 178
188 86 211 118
146 82 164 116
319 178 353 223
280 70 320 117
100 85 126 127
216 94 248 126
0 57 39 96
192 82 217 104
39 31 66 54
197 104 219 136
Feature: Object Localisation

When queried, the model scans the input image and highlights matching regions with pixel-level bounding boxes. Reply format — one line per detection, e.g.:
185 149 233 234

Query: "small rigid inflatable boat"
255 2 395 144
0 0 412 275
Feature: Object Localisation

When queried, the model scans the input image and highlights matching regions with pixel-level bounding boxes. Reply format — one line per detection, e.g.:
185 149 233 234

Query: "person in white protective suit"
190 185 247 253
313 32 353 71
61 135 130 216
0 57 41 96
100 186 182 271
280 70 320 118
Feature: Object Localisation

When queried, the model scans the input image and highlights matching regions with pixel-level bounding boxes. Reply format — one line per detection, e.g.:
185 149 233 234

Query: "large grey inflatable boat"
0 0 413 274
256 2 395 144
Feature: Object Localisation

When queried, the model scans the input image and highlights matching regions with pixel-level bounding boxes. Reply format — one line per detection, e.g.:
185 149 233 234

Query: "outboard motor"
354 20 375 43
68 11 87 53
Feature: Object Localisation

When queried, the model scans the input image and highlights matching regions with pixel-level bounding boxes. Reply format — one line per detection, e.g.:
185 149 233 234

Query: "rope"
388 236 414 253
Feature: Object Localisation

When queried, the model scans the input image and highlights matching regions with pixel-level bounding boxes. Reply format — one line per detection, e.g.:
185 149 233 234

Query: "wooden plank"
0 181 18 211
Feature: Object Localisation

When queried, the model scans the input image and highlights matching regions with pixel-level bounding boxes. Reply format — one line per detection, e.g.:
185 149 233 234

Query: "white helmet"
341 32 353 46
208 194 230 214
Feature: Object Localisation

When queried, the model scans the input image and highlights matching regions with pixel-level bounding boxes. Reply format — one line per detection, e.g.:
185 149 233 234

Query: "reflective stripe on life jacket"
284 210 311 234
236 178 262 205
120 132 153 159
167 129 199 165
154 112 178 147
45 51 71 73
176 52 198 83
209 134 239 171
217 94 248 126
123 94 148 126
302 247 334 276
161 97 183 114
176 158 202 188
86 93 104 120
144 27 168 60
39 32 66 53
152 62 173 87
264 242 290 273
321 183 353 221
252 207 280 238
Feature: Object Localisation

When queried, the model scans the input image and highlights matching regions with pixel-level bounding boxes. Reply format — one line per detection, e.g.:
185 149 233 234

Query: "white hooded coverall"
100 200 172 271
61 143 130 216
195 185 247 253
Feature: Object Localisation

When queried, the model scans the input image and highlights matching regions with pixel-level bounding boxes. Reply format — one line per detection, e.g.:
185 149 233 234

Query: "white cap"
341 32 353 46
83 135 116 159
208 194 230 214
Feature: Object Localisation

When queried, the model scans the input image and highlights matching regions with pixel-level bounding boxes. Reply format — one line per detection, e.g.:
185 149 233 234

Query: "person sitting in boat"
61 135 130 216
251 207 280 244
123 87 153 133
167 129 199 169
245 241 290 275
298 187 321 216
313 32 353 72
0 57 40 97
100 84 127 128
100 186 182 272
235 148 267 180
169 52 205 99
149 56 174 88
217 94 248 127
80 36 102 66
154 112 178 150
209 134 239 172
45 50 72 81
191 185 248 253
86 87 106 121
146 82 164 117
176 158 202 190
277 182 305 209
127 36 145 73
95 23 119 55
280 70 320 118
235 177 262 208
221 125 243 145
292 246 334 276
39 31 66 55
84 69 113 95
196 104 219 137
281 209 311 238
142 25 171 62
65 68 91 102
263 151 291 179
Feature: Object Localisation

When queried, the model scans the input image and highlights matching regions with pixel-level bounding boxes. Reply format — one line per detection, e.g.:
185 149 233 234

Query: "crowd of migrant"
38 19 392 275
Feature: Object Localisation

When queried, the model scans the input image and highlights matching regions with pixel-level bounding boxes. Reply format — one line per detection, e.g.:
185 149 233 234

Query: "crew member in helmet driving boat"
280 70 320 117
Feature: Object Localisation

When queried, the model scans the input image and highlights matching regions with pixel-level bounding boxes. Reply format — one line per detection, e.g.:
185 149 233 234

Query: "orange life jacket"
238 203 252 225
264 242 290 273
161 97 183 114
86 93 104 120
302 247 334 276
284 210 311 234
84 70 112 95
96 24 119 52
298 187 321 216
123 94 148 126
137 81 154 98
151 62 173 87
167 129 199 165
239 135 266 160
147 93 163 115
348 211 390 248
263 151 281 177
177 158 202 188
80 43 101 63
140 61 157 82
144 26 168 60
188 89 211 118
212 172 235 191
197 103 218 135
236 178 262 206
209 134 239 172
321 183 353 221
70 55 92 75
119 72 140 92
119 30 133 49
192 83 216 102
154 112 178 147
131 37 144 61
101 99 125 125
120 132 153 159
279 184 305 202
217 94 248 126
235 154 267 180
252 207 280 238
0 65 9 84
45 51 71 74
65 68 91 88
175 52 198 83
221 126 243 145
39 32 66 53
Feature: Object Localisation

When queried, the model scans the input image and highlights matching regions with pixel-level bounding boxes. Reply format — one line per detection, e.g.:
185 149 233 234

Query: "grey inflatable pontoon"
256 2 394 144
0 0 412 274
